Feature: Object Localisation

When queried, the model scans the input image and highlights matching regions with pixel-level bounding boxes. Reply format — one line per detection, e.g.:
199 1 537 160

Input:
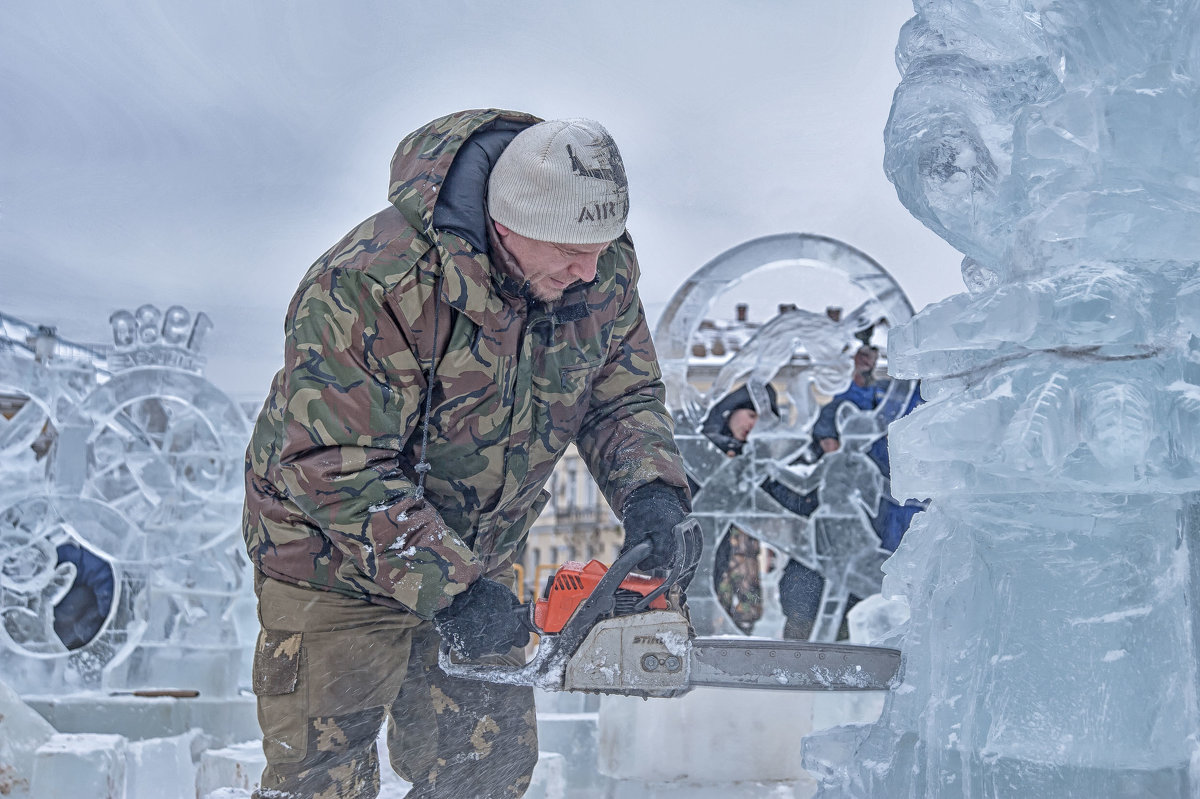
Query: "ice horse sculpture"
0 305 250 697
806 2 1200 796
655 233 915 636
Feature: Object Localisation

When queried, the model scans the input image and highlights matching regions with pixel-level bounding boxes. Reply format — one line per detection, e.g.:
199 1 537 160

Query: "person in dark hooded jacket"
692 384 818 633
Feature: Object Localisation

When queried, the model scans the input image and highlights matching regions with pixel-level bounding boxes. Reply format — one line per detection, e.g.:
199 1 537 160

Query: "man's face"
493 222 610 302
854 346 879 379
728 408 758 443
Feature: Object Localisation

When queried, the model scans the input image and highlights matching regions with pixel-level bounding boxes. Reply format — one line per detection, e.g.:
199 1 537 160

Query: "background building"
519 444 623 601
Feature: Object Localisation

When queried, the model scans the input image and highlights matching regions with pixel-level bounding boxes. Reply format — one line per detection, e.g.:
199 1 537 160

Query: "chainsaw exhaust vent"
554 573 584 592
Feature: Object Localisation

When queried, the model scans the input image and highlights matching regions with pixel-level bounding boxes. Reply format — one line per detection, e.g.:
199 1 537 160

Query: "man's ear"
493 221 511 238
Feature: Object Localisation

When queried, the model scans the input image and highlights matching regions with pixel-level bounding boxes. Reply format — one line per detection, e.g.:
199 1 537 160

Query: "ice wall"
806 2 1200 796
0 306 251 697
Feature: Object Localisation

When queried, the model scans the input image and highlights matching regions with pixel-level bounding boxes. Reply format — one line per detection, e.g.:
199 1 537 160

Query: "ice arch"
655 233 915 636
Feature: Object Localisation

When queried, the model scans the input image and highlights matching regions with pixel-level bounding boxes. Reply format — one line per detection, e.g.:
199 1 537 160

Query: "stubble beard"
528 279 566 303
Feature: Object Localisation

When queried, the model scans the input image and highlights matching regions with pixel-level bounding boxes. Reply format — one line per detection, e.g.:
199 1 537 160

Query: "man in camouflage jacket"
243 109 693 799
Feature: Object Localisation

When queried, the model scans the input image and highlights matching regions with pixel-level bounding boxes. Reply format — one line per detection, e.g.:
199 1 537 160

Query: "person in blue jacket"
779 337 924 640
810 342 923 550
53 542 115 650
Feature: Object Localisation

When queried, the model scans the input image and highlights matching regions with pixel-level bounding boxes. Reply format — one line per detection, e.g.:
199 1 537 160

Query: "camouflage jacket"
243 109 689 619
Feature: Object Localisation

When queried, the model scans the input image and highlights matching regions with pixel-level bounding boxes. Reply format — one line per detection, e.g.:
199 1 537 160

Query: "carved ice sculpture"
0 306 250 696
767 403 890 641
806 2 1200 796
655 233 914 636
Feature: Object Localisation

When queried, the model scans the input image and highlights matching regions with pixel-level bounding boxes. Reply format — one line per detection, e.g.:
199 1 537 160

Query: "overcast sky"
2 0 963 401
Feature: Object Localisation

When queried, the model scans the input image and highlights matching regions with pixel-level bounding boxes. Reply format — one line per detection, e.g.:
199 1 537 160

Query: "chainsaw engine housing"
564 608 692 697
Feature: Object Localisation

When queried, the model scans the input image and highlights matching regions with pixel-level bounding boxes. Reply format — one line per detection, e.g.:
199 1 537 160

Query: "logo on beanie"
576 200 626 223
567 138 627 188
567 134 629 227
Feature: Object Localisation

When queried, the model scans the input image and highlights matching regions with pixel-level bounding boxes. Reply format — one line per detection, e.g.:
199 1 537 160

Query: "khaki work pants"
251 576 537 799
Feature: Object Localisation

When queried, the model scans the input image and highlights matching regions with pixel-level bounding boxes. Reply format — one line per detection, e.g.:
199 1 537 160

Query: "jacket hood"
388 108 541 249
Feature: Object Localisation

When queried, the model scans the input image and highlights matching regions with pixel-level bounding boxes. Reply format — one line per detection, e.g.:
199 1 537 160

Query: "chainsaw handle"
437 539 682 688
504 540 653 638
611 538 655 576
513 600 538 634
633 517 702 612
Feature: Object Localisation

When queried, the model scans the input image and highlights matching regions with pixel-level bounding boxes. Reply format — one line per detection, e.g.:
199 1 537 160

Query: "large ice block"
125 731 199 799
806 2 1200 796
32 733 127 799
599 687 818 785
196 740 264 797
0 677 56 798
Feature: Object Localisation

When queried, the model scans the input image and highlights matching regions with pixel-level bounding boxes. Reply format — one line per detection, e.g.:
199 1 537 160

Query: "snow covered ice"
805 2 1200 797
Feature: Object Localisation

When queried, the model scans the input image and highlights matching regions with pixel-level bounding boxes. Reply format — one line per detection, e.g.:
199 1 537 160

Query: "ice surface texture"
655 233 915 637
805 2 1200 796
0 305 250 696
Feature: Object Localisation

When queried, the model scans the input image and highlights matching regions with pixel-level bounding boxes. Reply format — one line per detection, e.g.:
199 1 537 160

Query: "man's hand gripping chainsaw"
439 519 902 698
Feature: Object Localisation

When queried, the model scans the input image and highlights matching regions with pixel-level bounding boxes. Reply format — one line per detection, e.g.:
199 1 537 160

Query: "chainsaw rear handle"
633 516 702 611
510 517 701 631
541 538 654 633
512 598 538 635
436 540 656 682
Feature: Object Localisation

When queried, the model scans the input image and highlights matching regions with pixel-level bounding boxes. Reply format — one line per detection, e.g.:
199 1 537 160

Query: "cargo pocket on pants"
253 629 307 765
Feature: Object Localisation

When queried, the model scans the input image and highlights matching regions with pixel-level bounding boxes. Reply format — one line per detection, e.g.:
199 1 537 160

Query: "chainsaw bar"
688 638 900 691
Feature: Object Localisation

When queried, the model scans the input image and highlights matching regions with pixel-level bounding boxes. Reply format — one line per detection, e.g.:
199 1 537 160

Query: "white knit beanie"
487 118 629 244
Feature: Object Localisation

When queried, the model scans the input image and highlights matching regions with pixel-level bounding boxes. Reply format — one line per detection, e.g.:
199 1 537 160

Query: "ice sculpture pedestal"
23 692 259 748
598 687 826 797
534 687 612 797
599 686 820 797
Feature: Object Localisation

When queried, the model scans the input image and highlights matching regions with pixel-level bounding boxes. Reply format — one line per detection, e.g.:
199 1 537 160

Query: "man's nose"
568 255 599 283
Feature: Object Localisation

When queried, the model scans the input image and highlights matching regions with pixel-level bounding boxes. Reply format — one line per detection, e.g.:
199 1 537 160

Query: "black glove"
620 481 692 573
433 578 530 661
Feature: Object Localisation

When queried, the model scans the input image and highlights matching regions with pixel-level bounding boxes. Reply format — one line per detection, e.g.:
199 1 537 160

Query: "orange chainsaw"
439 519 902 697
